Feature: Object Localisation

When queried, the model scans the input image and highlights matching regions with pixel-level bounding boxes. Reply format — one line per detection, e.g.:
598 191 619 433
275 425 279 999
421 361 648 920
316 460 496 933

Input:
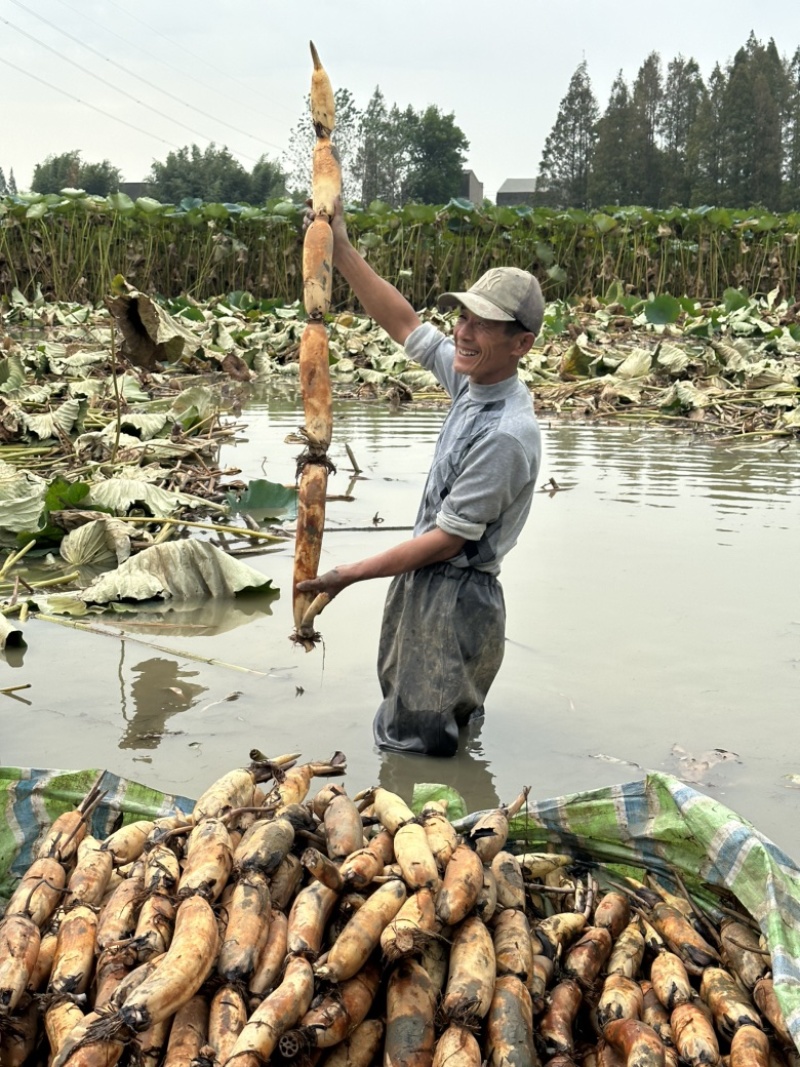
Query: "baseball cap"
438 267 544 336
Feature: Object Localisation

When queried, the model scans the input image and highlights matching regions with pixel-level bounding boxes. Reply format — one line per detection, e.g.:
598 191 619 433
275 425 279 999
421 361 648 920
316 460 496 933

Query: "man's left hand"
297 567 353 600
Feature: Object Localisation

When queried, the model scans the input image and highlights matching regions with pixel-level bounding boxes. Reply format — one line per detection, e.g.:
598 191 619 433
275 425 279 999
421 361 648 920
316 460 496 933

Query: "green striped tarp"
450 773 800 1052
0 766 192 900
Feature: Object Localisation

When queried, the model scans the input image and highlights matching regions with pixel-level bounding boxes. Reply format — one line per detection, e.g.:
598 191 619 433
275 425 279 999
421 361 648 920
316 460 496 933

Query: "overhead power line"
0 53 183 159
50 0 293 127
0 15 264 164
102 0 297 121
6 0 287 158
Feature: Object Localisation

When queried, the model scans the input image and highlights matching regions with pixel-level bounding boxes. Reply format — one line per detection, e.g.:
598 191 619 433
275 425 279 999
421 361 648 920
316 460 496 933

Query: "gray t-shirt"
405 322 541 576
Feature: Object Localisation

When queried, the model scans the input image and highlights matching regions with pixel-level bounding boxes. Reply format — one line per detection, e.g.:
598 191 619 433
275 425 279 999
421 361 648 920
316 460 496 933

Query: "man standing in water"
298 202 543 758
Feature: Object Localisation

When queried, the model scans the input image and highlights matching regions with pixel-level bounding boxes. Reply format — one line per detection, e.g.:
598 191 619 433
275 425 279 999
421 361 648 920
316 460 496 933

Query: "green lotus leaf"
135 197 167 214
644 294 681 325
593 213 617 234
225 478 297 522
723 288 750 314
45 477 90 512
535 242 556 267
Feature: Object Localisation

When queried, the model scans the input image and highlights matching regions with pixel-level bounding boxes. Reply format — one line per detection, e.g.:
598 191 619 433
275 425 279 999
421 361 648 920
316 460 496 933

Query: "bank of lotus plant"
2 191 799 307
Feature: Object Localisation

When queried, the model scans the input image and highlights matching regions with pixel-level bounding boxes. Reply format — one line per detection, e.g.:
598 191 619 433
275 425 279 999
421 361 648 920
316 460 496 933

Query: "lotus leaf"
560 342 595 378
0 355 28 394
80 540 273 604
396 369 439 391
67 381 105 400
85 478 210 515
6 385 56 406
168 386 217 430
46 350 107 375
225 479 298 522
607 381 644 404
659 381 711 412
0 463 48 534
709 339 754 368
644 294 682 325
355 368 389 386
45 477 91 512
107 192 135 212
729 318 758 337
106 413 169 441
116 375 152 403
656 343 692 375
547 265 568 285
614 349 652 380
59 517 131 567
22 398 85 440
775 333 800 357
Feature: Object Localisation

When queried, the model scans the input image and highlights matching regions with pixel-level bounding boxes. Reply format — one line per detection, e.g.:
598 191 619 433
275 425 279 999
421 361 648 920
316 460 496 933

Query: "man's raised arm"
330 201 421 345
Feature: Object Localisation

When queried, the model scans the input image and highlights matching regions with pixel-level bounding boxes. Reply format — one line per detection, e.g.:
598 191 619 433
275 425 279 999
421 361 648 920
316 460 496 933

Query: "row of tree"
537 34 800 211
0 168 18 195
283 88 469 206
12 89 469 207
22 146 287 204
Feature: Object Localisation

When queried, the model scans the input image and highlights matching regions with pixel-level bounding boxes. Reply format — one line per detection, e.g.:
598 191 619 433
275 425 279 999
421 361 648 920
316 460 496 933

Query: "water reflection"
1 645 27 669
119 657 207 750
378 719 499 813
542 425 800 519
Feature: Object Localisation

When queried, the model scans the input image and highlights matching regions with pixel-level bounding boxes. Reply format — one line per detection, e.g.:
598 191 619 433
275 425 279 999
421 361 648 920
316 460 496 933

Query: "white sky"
1 0 799 202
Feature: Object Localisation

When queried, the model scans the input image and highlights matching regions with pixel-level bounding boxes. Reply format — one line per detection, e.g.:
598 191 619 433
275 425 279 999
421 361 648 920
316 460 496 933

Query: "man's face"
452 308 533 385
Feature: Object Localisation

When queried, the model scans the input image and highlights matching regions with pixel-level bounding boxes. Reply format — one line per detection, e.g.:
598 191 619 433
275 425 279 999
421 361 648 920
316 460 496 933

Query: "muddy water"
2 396 799 855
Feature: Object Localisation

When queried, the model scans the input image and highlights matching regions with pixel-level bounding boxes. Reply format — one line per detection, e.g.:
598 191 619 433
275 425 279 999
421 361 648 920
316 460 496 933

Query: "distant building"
460 170 484 204
117 182 152 200
496 178 538 207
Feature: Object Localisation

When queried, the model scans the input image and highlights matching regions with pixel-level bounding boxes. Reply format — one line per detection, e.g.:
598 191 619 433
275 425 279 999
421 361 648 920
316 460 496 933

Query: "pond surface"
3 396 799 856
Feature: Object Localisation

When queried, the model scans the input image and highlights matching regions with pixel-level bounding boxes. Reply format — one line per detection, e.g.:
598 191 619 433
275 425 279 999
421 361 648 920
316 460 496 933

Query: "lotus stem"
0 539 38 580
28 570 81 589
344 442 362 473
112 516 288 541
